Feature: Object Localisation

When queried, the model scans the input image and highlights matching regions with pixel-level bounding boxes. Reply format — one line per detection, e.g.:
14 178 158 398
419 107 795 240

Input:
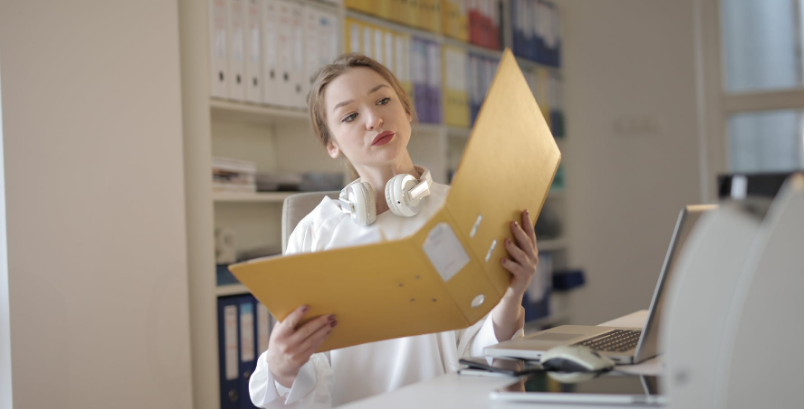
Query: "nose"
365 107 384 130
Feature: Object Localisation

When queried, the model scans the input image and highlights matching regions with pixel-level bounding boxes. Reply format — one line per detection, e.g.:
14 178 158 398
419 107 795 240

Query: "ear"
326 139 340 159
407 110 412 122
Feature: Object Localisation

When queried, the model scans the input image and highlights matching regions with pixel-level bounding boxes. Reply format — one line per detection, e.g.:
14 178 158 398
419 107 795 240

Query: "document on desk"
229 49 562 352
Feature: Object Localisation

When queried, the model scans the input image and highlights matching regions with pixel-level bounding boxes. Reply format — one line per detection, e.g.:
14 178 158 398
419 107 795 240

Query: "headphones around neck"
337 166 433 226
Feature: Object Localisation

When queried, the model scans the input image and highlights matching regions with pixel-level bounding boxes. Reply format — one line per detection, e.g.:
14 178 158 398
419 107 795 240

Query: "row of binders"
511 0 562 67
346 0 445 35
346 0 501 50
209 0 340 108
218 294 273 409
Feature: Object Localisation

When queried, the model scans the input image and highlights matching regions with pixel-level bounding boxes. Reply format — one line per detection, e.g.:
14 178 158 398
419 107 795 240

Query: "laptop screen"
635 204 717 362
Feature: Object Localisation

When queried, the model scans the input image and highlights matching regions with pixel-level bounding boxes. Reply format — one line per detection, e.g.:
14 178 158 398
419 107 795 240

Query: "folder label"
224 305 239 380
423 223 470 282
239 302 255 362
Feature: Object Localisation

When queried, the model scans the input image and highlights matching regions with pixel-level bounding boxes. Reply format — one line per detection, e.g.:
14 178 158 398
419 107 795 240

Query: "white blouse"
249 180 518 408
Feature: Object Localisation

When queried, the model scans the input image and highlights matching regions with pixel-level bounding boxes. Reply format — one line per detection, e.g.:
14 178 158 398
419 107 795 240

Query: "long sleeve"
249 351 334 408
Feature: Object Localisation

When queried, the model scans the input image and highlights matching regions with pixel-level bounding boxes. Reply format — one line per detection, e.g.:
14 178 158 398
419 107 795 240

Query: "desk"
339 310 659 409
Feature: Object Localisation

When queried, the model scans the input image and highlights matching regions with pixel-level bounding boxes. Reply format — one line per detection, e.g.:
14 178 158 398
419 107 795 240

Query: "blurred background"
0 0 803 408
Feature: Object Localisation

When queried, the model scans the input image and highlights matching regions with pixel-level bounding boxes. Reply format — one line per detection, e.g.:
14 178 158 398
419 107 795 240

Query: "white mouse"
540 345 615 372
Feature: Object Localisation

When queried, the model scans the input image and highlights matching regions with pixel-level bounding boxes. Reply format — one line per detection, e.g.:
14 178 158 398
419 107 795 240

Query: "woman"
249 53 540 408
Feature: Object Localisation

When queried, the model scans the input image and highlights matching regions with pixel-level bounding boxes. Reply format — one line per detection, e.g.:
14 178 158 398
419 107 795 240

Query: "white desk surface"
338 310 659 409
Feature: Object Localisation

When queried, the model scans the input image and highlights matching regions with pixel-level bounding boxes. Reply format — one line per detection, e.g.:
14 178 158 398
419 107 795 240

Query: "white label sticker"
240 302 255 362
224 305 238 380
423 223 470 282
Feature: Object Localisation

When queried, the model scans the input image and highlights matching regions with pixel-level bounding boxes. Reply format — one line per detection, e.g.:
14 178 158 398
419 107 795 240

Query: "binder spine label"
422 222 470 282
224 305 239 380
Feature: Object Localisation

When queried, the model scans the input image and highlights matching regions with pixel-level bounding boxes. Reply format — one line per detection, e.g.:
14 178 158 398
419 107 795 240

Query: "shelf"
213 191 295 203
216 284 250 297
210 99 309 125
537 238 567 252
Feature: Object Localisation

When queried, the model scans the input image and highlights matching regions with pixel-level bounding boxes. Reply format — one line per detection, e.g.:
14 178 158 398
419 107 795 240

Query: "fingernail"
331 320 338 328
328 314 336 322
505 238 511 244
525 209 530 215
301 305 309 312
514 221 518 226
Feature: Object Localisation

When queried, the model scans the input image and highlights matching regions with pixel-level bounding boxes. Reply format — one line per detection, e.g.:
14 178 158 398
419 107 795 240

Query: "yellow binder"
229 49 561 352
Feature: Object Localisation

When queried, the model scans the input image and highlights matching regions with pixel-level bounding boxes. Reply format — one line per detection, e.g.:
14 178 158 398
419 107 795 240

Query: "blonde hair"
307 53 417 167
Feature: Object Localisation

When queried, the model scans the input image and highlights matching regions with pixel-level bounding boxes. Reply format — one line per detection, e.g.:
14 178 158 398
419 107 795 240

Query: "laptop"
484 204 717 364
490 372 665 406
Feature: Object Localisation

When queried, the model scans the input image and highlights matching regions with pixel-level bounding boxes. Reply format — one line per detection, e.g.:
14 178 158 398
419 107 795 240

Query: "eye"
341 113 357 123
377 97 391 106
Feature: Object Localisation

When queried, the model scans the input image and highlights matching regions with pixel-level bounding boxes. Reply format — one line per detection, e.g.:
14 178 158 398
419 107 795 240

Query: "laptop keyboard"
573 329 642 352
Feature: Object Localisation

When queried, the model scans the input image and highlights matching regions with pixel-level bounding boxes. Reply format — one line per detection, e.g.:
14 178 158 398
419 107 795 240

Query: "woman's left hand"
501 209 539 300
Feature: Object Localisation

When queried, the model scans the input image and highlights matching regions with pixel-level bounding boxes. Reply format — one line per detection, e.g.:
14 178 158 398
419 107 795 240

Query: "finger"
511 222 533 251
503 237 531 267
510 221 537 263
275 305 309 336
500 257 531 281
287 314 334 345
522 209 537 246
298 319 337 355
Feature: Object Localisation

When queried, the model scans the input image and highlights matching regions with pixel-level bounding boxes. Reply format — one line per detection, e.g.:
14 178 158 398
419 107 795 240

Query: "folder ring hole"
432 298 437 302
471 294 485 308
485 239 497 262
415 275 420 279
398 283 404 287
470 215 483 238
410 298 416 302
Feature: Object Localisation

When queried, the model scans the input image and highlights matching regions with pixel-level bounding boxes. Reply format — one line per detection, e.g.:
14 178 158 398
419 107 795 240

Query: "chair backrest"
713 174 804 409
661 202 763 409
281 191 340 254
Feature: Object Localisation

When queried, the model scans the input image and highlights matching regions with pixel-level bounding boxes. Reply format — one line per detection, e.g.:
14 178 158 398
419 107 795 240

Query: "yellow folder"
229 49 561 352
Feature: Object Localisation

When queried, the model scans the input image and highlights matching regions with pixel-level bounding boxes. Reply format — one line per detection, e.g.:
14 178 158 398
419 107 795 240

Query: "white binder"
261 0 280 105
304 5 319 103
227 0 247 101
318 10 339 71
244 0 262 104
275 0 293 108
289 2 306 108
209 0 229 99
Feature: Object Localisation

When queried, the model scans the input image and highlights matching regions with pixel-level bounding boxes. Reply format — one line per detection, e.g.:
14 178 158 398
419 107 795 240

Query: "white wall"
0 1 193 408
555 0 704 325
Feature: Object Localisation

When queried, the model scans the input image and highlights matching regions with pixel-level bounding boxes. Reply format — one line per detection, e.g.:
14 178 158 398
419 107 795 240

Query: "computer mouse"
540 345 615 373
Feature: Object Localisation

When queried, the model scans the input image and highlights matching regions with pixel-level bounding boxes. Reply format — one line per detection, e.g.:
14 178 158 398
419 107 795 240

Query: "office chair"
281 191 340 254
660 201 764 409
712 174 804 409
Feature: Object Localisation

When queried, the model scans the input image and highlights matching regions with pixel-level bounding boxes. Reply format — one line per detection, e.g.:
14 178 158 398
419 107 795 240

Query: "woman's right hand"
267 305 337 388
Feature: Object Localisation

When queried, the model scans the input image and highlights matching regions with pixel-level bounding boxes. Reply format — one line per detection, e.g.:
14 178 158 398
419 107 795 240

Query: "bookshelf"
179 1 568 409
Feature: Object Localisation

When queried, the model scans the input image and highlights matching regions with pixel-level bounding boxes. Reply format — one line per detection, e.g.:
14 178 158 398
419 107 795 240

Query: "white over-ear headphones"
337 166 433 226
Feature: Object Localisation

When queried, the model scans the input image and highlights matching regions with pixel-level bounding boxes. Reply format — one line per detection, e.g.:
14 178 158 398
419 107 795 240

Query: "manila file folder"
229 49 561 352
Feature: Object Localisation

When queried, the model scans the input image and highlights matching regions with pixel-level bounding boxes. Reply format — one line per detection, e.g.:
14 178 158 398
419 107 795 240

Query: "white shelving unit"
178 1 568 409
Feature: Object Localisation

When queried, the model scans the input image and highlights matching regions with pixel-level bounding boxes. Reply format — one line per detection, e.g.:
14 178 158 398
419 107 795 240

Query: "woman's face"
324 67 412 168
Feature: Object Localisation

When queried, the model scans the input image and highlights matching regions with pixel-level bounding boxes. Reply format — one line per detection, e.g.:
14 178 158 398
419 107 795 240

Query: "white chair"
660 201 765 409
281 191 340 254
712 174 804 409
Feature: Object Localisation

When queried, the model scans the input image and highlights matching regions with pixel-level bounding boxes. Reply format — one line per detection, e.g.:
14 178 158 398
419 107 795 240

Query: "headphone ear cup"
385 174 419 217
349 182 376 226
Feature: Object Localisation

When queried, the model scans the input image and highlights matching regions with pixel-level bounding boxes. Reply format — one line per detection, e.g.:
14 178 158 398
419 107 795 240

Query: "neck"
353 157 419 216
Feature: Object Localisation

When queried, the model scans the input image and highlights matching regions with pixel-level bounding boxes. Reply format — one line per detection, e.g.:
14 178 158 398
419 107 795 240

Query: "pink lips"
372 131 395 146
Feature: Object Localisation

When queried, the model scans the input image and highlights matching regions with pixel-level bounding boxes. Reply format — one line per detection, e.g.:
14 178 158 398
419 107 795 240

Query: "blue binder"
238 295 260 409
218 296 241 409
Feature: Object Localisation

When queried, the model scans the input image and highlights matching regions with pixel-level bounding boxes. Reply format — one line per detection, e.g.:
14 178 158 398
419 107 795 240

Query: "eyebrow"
332 84 390 113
